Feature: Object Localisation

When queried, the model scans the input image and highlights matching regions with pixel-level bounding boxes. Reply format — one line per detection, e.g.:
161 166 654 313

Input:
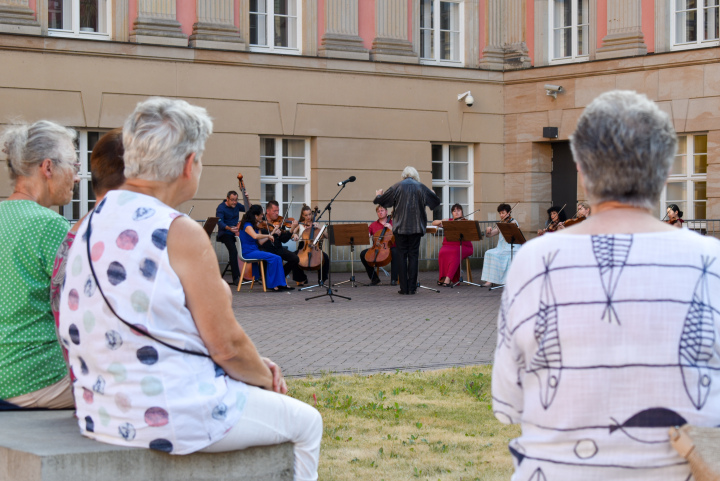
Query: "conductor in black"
374 166 440 295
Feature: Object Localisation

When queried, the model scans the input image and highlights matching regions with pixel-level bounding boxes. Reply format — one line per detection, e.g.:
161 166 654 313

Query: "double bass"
297 207 324 271
364 214 393 268
236 173 254 282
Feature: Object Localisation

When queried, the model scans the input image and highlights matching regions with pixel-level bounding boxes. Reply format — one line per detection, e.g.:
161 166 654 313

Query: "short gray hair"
570 90 677 209
1 120 77 182
123 97 213 182
401 166 420 182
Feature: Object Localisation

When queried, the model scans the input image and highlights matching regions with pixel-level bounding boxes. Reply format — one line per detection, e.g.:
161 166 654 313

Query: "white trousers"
200 384 322 481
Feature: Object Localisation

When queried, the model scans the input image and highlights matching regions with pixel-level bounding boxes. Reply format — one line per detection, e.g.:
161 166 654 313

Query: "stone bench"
0 411 293 481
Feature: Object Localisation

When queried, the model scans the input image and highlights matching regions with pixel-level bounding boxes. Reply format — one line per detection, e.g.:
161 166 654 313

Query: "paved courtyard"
229 270 502 377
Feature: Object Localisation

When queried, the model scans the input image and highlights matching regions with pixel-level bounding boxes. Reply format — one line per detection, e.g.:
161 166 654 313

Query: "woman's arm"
244 224 274 245
168 217 276 391
432 219 443 227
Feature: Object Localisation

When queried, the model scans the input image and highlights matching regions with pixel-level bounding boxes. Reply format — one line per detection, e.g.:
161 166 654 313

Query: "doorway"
551 142 577 217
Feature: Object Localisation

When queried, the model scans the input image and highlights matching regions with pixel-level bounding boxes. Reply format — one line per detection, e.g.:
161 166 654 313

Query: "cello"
297 207 324 271
364 214 393 268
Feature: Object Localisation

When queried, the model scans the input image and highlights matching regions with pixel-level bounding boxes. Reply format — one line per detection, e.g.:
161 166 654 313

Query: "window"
672 0 720 48
48 0 111 39
60 131 103 222
661 133 708 219
431 144 473 221
249 0 301 53
549 0 589 61
260 138 309 219
420 0 463 65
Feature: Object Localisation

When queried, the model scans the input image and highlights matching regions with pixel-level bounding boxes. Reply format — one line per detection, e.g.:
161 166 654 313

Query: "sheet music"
312 225 327 246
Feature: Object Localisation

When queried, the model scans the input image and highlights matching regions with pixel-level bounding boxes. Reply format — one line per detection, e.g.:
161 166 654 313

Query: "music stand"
330 223 372 288
441 220 484 288
489 222 526 291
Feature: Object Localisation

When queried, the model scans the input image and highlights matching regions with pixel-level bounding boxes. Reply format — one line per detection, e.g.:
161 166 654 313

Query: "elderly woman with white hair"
57 98 322 480
492 90 720 480
0 120 78 409
374 166 440 295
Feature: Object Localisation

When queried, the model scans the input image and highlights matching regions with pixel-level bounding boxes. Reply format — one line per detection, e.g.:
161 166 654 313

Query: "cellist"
360 205 399 286
291 205 329 286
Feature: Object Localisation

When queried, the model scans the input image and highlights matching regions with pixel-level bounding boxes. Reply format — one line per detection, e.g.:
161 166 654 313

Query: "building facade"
0 0 716 231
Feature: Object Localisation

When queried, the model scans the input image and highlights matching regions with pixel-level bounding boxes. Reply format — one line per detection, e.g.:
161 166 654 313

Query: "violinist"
239 204 294 291
666 203 684 228
557 202 590 230
216 190 248 286
258 200 304 283
291 205 329 286
432 204 473 287
360 205 399 286
480 203 520 288
537 206 565 235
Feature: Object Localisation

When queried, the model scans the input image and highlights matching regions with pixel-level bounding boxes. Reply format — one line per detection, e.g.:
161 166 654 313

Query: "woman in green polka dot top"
0 120 79 408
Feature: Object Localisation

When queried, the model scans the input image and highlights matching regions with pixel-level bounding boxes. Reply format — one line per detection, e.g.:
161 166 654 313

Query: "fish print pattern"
591 234 633 325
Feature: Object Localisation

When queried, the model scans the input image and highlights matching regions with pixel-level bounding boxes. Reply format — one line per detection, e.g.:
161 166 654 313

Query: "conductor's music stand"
489 222 526 291
441 220 484 288
330 223 372 288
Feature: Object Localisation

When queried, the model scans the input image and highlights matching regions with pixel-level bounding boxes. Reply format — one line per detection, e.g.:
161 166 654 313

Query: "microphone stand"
305 183 351 302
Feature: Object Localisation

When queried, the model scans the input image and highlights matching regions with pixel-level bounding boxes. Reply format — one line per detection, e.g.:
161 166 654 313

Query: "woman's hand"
485 226 492 236
262 357 288 394
376 189 383 196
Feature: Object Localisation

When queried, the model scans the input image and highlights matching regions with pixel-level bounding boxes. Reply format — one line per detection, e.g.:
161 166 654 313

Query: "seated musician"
537 206 565 235
432 203 473 287
480 203 520 288
557 201 590 230
360 205 399 286
240 204 294 291
292 205 329 286
216 190 247 286
258 200 304 282
666 203 684 228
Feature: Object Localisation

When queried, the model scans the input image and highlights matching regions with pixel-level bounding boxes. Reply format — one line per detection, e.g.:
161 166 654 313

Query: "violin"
297 207 324 271
501 202 519 223
538 203 566 236
258 216 295 231
562 215 586 228
364 214 393 268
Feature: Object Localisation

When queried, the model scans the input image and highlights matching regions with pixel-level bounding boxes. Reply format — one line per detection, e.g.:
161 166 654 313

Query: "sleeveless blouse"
58 191 247 454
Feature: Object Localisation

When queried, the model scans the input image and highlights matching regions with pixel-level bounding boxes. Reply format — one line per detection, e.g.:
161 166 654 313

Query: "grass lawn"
287 365 520 481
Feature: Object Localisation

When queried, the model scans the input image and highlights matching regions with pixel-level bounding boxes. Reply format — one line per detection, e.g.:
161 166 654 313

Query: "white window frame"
59 131 104 223
249 0 302 55
660 133 708 220
671 0 720 50
259 137 310 219
548 0 590 64
431 143 474 220
48 0 112 40
419 0 464 67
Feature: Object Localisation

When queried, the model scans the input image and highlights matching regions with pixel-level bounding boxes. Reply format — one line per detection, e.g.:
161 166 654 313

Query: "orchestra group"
217 173 608 293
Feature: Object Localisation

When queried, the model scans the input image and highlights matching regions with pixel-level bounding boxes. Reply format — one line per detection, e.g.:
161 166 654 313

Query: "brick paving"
229 270 501 377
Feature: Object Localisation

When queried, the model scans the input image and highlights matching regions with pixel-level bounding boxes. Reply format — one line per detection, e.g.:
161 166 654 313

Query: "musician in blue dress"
239 204 294 291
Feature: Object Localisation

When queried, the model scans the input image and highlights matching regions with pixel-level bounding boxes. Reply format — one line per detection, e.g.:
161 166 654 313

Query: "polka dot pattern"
56 191 245 455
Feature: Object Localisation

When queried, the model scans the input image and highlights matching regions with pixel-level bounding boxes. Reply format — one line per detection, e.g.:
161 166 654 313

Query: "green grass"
287 365 520 481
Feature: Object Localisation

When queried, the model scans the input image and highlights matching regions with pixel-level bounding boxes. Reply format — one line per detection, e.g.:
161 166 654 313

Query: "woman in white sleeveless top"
58 98 321 480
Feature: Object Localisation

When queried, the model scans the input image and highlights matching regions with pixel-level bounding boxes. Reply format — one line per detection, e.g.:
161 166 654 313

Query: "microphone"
337 176 356 186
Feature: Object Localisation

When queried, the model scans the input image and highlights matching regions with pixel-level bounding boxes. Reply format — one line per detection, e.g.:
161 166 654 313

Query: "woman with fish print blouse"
492 90 720 480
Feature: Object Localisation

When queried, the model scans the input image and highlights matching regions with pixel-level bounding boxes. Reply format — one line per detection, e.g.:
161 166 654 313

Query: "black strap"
85 207 210 358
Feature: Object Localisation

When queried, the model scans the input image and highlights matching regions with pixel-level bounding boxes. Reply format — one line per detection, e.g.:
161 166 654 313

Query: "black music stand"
489 222 526 291
331 223 372 288
441 220 484 288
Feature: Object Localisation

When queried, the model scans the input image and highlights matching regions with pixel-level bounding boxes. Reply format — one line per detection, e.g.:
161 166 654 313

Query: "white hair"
1 120 77 183
123 97 213 182
570 90 677 209
401 166 420 182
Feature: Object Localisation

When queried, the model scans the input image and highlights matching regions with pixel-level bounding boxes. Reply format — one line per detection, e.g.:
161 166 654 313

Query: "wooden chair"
236 239 266 292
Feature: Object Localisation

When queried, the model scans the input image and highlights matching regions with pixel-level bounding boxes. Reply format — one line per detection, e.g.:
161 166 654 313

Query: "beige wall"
1 34 720 233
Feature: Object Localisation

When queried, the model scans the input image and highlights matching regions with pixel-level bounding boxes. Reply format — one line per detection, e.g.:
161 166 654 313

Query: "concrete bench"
0 411 293 481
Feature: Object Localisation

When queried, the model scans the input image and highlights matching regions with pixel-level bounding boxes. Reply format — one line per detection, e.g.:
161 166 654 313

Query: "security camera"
544 84 563 99
457 91 474 107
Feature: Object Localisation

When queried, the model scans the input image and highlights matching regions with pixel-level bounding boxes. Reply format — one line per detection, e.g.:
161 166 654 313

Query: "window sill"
670 41 720 52
48 30 110 40
249 46 301 55
420 59 465 68
548 56 589 65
